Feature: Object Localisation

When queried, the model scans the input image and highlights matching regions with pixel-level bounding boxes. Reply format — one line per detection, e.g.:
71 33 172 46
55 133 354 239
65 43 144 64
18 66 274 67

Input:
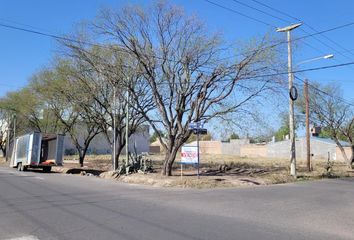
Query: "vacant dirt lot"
51 153 354 188
2 154 353 188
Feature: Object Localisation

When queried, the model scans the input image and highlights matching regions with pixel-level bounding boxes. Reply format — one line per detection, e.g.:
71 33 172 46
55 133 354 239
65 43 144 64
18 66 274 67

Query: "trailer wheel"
43 166 52 173
17 163 22 171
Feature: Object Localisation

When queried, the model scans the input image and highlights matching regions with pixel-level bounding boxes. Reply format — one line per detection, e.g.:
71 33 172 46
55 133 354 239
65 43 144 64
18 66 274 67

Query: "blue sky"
1 0 354 136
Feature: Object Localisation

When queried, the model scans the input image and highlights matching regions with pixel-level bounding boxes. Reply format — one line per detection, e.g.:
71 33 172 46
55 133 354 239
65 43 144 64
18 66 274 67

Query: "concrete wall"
240 144 267 158
187 141 222 154
267 140 292 159
266 138 338 160
149 137 350 162
336 147 352 162
308 139 336 160
187 139 250 155
221 139 250 155
64 125 150 155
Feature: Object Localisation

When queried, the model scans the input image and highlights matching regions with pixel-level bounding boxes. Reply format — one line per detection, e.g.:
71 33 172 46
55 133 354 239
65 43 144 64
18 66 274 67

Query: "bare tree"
93 2 280 175
308 83 354 168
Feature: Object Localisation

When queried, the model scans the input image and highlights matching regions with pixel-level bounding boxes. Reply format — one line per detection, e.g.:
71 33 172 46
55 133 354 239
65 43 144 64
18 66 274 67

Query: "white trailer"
10 132 64 172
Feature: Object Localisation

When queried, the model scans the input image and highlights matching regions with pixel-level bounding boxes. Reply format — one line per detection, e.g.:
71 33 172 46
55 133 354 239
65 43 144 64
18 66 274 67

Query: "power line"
228 0 342 61
249 0 354 64
0 18 59 36
292 81 354 129
187 60 354 83
204 0 275 27
199 61 354 83
206 0 354 78
242 61 354 80
229 0 338 65
294 76 354 108
302 24 354 61
206 0 335 64
202 1 354 60
2 18 354 85
2 19 354 76
250 0 301 22
2 18 354 65
230 0 289 24
0 22 88 46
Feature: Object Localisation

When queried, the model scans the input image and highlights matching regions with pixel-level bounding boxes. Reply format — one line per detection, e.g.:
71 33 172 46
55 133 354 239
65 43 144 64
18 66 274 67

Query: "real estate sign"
181 146 198 164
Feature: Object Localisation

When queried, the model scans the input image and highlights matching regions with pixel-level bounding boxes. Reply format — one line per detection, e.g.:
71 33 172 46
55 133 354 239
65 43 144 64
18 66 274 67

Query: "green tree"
59 43 153 170
0 88 62 135
274 112 299 141
30 60 102 167
274 125 289 141
229 133 240 140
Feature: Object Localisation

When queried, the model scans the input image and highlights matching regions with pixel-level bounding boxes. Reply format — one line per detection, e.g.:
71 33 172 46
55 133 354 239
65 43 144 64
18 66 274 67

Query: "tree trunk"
350 145 354 169
113 144 124 171
1 147 5 158
78 149 85 167
162 146 179 176
334 139 350 167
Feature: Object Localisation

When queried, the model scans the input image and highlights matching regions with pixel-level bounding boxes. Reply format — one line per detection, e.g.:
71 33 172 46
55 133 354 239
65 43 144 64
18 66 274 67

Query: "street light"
296 54 334 66
276 22 302 178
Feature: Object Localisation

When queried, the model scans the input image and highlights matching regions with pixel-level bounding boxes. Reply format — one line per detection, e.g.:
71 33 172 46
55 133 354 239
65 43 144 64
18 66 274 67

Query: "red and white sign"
181 146 198 164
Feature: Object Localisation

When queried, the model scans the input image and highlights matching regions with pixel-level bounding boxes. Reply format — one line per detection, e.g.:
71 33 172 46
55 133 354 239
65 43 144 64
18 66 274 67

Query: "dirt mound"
99 171 120 179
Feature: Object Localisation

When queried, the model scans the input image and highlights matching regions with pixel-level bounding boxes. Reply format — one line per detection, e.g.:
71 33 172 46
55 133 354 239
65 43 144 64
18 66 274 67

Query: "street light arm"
296 54 334 67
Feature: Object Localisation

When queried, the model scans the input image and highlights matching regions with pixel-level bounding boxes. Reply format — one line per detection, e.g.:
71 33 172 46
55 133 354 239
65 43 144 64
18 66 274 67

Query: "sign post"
188 121 207 178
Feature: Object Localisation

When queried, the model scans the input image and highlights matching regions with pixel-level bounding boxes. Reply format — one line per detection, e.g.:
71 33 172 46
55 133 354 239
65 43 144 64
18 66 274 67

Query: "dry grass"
61 153 354 188
0 157 9 167
3 153 352 188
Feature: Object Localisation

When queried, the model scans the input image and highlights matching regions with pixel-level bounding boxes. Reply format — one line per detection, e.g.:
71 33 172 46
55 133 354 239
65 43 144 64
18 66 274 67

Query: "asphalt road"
0 167 354 240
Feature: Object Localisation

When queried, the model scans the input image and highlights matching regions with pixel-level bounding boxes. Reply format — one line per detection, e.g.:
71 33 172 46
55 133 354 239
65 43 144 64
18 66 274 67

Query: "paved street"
0 167 354 240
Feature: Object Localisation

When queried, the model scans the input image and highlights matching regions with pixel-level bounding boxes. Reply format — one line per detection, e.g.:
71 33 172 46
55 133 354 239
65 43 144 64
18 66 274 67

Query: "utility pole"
5 126 10 162
277 23 302 178
125 88 129 169
9 114 17 165
13 114 16 145
113 86 117 171
304 79 312 171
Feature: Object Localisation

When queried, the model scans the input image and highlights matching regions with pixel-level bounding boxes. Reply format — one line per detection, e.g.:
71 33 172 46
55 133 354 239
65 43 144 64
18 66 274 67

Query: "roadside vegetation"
1 153 352 188
54 154 354 188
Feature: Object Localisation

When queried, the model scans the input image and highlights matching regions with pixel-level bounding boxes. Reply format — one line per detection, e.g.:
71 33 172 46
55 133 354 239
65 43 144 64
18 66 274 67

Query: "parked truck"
10 132 64 172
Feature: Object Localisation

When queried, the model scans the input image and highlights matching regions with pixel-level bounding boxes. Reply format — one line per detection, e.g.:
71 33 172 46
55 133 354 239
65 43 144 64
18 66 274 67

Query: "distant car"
10 132 64 172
